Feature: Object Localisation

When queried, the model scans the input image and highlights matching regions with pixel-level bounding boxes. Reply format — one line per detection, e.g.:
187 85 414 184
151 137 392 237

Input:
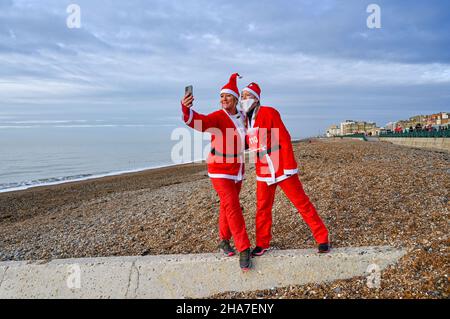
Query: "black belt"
211 148 243 158
257 144 281 159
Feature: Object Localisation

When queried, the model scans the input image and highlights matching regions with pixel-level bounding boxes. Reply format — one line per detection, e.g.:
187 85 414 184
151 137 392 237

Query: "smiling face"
220 93 238 114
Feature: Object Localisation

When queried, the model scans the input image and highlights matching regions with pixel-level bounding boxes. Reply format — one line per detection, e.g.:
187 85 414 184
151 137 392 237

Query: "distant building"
385 122 397 131
326 111 449 137
394 112 449 130
429 112 449 126
340 120 378 135
340 120 356 135
326 125 340 137
367 126 382 136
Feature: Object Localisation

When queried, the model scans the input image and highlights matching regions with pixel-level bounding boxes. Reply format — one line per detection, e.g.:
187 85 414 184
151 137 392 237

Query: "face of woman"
220 93 238 114
240 90 258 113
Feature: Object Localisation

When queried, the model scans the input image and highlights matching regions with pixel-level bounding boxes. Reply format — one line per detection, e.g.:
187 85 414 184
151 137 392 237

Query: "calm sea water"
0 108 311 193
0 113 193 192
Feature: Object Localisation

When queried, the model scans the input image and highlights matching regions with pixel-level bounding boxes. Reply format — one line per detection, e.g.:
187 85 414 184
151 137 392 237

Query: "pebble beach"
0 139 448 299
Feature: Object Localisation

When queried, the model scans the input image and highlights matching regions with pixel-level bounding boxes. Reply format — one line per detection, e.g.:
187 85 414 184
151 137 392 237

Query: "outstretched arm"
181 94 218 132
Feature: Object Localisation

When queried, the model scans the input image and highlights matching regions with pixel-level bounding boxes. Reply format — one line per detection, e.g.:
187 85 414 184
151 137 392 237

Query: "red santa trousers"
256 174 329 248
211 178 250 252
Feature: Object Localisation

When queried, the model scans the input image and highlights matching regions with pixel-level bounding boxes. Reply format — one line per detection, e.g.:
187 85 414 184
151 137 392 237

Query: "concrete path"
0 246 406 299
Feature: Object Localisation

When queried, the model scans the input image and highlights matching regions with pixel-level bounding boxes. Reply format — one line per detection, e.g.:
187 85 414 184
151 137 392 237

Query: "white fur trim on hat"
243 87 260 101
220 88 239 99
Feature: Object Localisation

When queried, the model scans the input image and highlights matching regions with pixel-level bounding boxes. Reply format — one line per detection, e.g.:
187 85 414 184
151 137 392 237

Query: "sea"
0 109 309 193
0 111 192 193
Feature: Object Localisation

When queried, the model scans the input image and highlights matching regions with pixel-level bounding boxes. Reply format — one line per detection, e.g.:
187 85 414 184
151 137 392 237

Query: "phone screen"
185 85 193 96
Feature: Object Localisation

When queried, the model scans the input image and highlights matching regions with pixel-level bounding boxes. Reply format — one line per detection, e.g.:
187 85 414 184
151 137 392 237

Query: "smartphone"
185 85 193 96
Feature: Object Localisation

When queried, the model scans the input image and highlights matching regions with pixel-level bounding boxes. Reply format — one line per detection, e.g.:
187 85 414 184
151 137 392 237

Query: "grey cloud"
0 0 449 138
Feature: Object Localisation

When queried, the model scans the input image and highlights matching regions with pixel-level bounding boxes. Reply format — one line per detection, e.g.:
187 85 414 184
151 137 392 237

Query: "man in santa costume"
240 82 330 256
181 73 252 271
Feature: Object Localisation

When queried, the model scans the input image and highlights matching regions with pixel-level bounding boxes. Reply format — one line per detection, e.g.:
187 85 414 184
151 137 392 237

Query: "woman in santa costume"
240 82 330 256
181 73 252 271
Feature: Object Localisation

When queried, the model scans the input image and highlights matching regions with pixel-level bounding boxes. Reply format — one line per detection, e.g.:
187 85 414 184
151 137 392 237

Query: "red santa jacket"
182 103 245 181
247 106 298 184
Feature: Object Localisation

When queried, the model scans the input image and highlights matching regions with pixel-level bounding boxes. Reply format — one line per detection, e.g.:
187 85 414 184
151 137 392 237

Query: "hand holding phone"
182 85 194 108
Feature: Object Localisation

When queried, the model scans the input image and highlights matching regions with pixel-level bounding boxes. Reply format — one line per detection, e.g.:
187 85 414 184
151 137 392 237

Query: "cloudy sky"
0 0 449 137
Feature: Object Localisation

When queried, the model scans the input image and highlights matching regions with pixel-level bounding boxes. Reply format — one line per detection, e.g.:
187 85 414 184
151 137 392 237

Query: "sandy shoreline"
0 139 448 298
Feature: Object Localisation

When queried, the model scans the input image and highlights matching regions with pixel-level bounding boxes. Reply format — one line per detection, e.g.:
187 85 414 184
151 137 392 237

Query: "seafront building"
326 112 448 137
326 125 340 137
395 112 448 130
326 120 380 137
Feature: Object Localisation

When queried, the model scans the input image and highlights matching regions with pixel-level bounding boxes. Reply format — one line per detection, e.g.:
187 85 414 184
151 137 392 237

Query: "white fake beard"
240 99 256 113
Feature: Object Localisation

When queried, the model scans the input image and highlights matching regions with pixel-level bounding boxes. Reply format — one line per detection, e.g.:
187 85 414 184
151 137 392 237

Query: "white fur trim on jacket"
185 108 194 125
208 172 244 181
256 174 294 185
283 168 298 176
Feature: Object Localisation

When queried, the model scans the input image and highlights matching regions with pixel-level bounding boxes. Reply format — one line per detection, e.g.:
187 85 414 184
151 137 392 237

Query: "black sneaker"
218 240 236 257
251 246 269 257
318 242 330 253
239 248 252 271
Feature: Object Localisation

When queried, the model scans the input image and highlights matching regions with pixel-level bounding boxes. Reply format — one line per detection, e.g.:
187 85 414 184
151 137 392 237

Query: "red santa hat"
220 73 241 99
243 82 261 101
